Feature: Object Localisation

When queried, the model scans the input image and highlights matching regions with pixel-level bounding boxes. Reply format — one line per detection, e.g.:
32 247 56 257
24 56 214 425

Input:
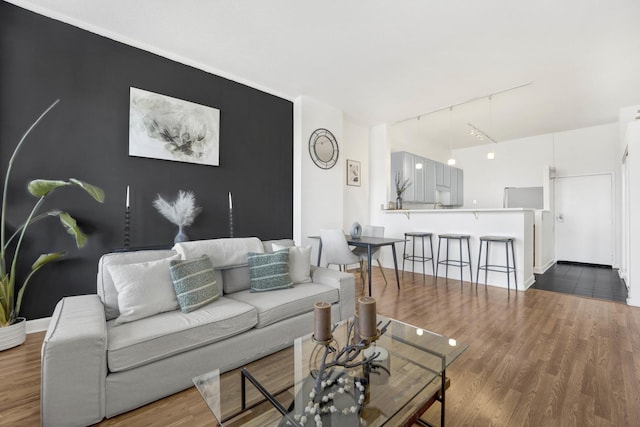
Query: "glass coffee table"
193 315 467 426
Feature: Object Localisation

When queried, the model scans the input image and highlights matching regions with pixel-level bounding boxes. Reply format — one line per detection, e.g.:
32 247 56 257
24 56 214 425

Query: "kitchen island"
373 208 535 290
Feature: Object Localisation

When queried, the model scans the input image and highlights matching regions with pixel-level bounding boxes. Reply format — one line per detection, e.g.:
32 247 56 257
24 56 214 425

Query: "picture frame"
346 159 361 186
129 87 220 166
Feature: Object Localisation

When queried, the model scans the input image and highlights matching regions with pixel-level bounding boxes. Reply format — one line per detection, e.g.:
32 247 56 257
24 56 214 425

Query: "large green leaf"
69 178 105 203
27 179 69 197
58 212 88 248
32 252 66 270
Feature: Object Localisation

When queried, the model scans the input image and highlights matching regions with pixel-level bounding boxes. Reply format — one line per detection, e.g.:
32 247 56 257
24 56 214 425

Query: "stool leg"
459 238 464 287
445 238 449 280
402 234 407 276
485 241 490 286
412 236 416 274
467 238 473 284
505 241 510 292
435 237 441 282
429 235 435 276
511 239 517 290
421 236 426 276
476 241 482 289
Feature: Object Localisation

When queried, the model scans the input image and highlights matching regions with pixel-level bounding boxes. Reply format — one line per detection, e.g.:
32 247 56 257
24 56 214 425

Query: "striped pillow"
247 249 293 292
169 255 219 313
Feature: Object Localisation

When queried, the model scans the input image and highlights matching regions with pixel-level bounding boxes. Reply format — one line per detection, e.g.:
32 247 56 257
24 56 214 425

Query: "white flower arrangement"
152 190 202 227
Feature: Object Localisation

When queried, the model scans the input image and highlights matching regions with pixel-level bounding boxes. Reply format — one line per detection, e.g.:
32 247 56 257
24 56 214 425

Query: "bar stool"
476 236 517 291
402 232 434 276
435 234 473 286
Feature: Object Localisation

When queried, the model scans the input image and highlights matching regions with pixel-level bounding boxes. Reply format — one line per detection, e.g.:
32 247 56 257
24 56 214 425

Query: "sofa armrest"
310 266 355 320
41 295 107 427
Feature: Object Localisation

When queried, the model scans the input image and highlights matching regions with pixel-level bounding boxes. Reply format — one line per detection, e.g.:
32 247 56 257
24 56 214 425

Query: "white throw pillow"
273 244 312 284
108 255 180 325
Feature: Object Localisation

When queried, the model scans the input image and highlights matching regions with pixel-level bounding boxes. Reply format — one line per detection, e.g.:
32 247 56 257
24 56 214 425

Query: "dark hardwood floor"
531 262 628 303
2 268 640 426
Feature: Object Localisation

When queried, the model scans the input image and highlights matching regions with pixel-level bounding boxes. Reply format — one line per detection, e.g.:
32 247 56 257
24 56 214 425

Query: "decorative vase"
0 317 27 351
396 196 403 210
350 222 362 239
174 226 189 244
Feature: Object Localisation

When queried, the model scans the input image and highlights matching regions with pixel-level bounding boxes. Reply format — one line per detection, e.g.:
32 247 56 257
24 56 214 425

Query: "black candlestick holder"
124 207 130 250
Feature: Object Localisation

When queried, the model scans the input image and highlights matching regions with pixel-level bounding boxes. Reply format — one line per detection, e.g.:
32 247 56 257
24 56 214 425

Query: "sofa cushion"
262 239 295 253
169 256 219 313
106 297 257 372
272 244 312 284
173 237 264 268
107 255 181 325
248 250 293 292
98 249 177 320
222 265 251 294
226 283 339 328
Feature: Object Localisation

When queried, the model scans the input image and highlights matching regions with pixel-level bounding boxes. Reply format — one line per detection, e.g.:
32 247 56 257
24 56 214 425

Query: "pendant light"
447 107 456 166
487 95 495 160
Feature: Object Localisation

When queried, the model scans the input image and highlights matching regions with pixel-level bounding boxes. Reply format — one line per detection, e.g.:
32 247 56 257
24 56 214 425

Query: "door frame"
553 171 616 267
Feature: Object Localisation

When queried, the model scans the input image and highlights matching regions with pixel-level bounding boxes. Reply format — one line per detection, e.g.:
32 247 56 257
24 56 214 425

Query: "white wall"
294 96 343 264
343 119 371 230
454 124 619 208
390 119 451 164
619 105 638 287
623 120 640 306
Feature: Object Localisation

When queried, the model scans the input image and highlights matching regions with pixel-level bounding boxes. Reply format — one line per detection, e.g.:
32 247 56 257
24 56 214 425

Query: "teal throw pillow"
247 249 293 292
169 255 219 313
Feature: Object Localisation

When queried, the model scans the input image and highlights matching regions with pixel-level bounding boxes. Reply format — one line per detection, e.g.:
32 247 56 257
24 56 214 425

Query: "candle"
228 192 233 210
314 302 332 341
126 186 130 208
358 296 377 338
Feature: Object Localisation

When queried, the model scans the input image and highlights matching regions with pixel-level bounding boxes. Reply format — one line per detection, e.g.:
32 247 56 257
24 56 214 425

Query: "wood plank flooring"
1 269 640 426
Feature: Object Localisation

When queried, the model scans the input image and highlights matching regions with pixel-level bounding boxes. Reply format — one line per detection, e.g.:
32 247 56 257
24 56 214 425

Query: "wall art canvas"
129 87 220 166
346 159 361 186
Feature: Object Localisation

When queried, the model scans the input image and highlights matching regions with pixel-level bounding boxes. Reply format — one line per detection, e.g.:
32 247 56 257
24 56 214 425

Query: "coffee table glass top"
193 315 468 426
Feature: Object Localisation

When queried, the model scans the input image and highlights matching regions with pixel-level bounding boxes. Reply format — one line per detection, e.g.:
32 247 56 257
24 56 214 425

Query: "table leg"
391 243 400 290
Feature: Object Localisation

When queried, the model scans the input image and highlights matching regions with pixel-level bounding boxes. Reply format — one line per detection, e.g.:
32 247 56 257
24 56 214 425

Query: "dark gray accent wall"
0 2 293 319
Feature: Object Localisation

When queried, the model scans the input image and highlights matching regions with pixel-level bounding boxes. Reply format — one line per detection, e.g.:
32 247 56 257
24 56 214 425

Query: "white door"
554 174 613 265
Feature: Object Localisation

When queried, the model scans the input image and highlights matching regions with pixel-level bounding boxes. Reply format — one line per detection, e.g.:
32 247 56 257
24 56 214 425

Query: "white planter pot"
0 317 27 351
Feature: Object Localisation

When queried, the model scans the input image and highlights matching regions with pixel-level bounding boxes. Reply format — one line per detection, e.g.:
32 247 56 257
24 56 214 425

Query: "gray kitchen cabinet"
391 151 416 202
450 167 464 206
423 158 436 203
391 152 460 205
436 162 451 189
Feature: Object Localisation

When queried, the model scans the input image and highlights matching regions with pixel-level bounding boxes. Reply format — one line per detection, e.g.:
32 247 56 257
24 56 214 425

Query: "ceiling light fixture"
467 123 496 143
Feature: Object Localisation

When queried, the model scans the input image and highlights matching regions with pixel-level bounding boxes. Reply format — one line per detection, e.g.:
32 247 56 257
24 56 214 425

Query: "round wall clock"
309 128 339 169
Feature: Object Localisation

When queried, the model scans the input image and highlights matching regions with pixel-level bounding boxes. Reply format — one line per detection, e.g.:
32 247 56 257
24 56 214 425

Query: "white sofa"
40 237 355 427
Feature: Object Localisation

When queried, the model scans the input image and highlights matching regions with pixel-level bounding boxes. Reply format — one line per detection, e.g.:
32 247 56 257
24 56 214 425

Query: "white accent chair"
319 229 364 280
353 225 388 285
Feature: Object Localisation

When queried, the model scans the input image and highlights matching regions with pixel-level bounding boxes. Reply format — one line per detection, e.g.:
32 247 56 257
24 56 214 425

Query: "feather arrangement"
153 190 202 227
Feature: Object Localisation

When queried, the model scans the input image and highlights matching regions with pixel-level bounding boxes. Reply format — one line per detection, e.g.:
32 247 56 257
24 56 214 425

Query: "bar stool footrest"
438 260 470 268
478 264 516 273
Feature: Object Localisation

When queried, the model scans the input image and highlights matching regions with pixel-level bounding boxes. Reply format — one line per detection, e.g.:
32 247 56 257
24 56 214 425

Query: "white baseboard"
27 317 51 334
534 259 555 275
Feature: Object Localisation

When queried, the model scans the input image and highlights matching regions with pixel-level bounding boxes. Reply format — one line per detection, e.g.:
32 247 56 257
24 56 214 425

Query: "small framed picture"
346 159 361 186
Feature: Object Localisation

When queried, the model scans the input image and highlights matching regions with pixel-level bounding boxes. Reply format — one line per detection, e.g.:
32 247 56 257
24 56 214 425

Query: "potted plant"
0 100 105 350
394 172 411 209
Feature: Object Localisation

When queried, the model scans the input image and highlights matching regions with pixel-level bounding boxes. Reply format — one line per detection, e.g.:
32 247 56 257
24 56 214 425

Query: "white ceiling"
7 0 640 149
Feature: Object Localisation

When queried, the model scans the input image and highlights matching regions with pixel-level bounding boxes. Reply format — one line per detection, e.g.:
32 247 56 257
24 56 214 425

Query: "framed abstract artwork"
346 159 361 186
129 87 220 166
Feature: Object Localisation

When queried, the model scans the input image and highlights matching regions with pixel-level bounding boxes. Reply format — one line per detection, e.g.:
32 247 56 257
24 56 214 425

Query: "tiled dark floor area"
532 262 628 303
